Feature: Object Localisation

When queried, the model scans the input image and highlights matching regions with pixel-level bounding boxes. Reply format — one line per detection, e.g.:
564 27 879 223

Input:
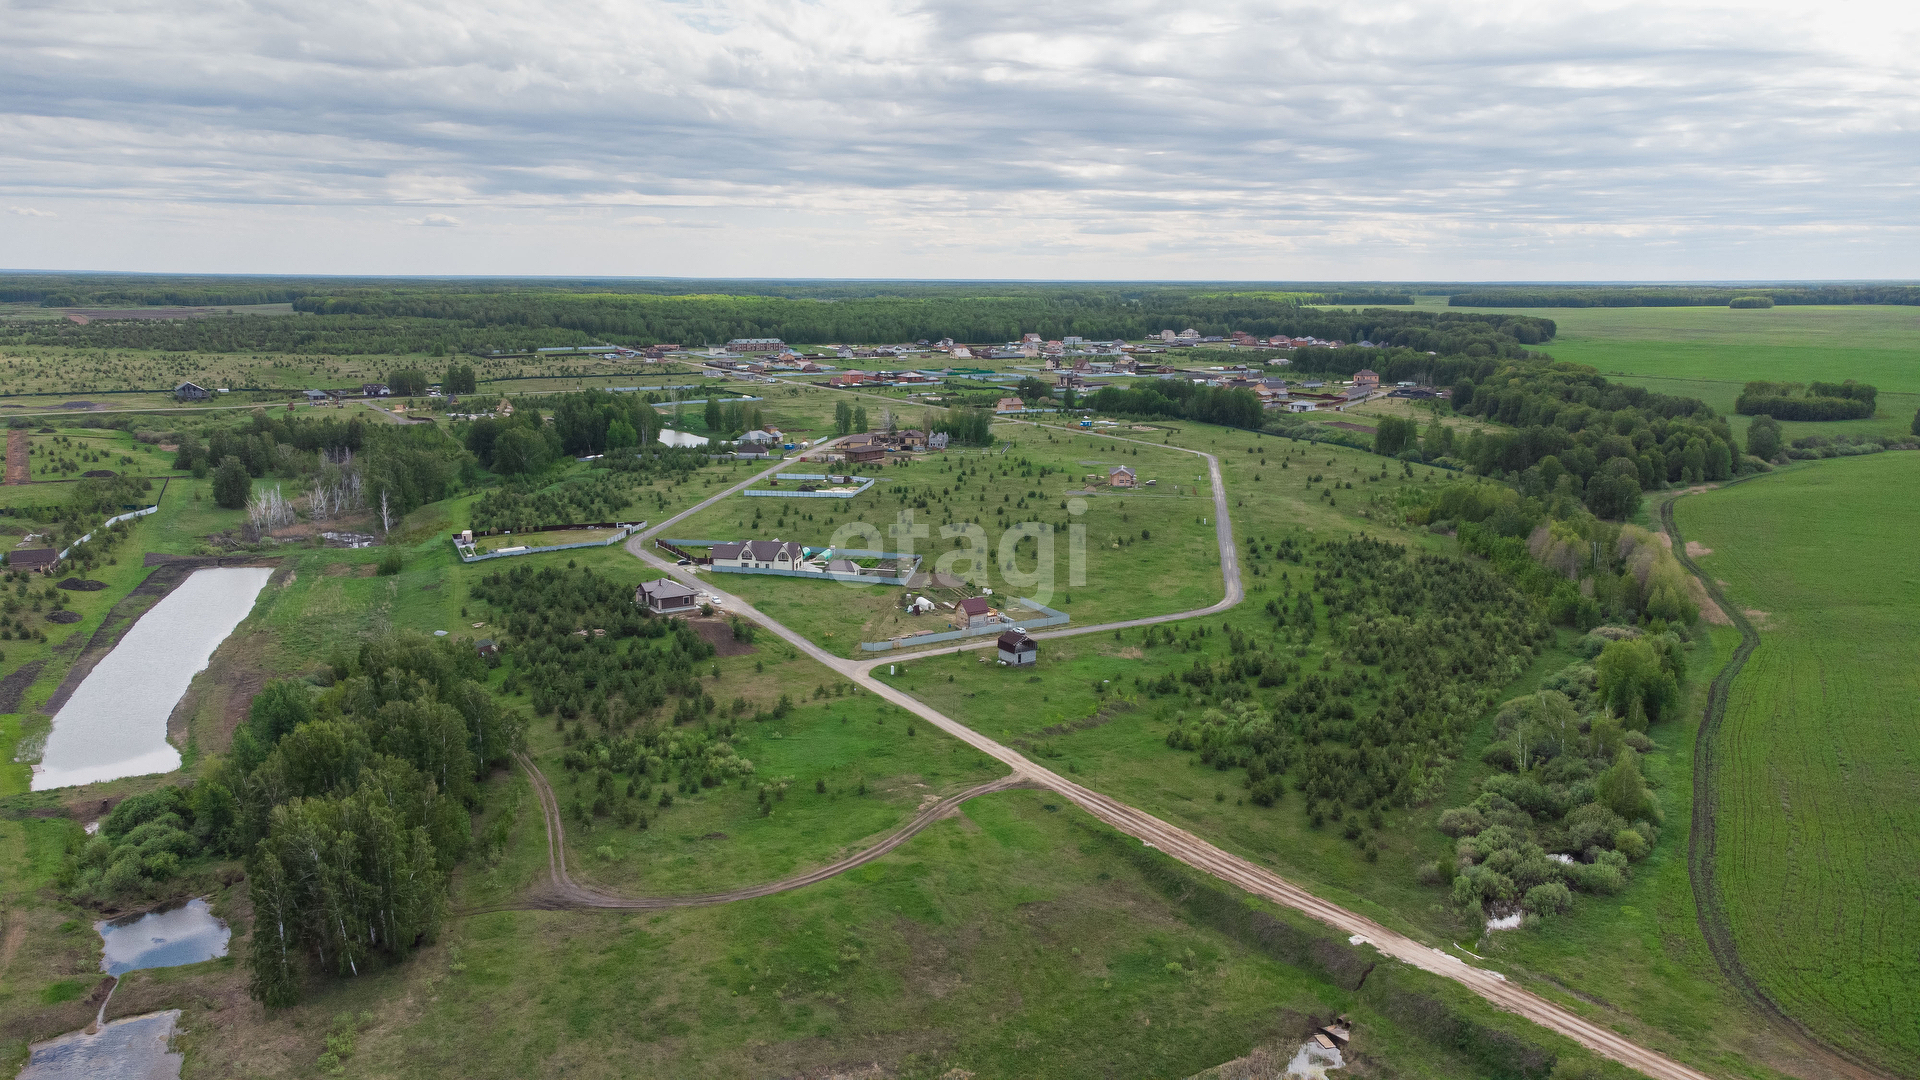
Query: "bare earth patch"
688 616 758 656
1686 540 1713 557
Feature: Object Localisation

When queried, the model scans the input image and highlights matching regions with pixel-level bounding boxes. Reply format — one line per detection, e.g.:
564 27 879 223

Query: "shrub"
377 549 403 576
1727 296 1773 309
1613 828 1650 860
1523 882 1574 915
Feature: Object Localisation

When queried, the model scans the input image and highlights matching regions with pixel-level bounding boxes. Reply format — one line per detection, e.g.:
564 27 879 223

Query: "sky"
2 0 1917 280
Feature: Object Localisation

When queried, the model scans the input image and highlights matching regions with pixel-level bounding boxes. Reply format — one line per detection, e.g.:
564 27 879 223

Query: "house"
896 429 928 449
997 630 1038 665
840 435 887 464
497 398 514 417
739 429 780 445
303 389 330 404
1286 400 1318 413
174 381 210 402
637 577 699 614
727 338 785 353
710 540 806 570
957 596 997 628
827 558 864 575
1108 465 1137 488
475 638 500 659
1351 369 1381 393
995 397 1024 413
361 383 390 397
7 548 58 573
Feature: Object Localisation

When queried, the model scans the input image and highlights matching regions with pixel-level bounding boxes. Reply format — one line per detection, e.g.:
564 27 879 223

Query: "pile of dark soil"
45 610 82 623
57 578 108 591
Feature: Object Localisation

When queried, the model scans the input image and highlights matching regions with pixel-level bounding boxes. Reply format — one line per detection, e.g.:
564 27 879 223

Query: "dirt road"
608 423 1735 1080
471 752 1026 914
5 430 28 484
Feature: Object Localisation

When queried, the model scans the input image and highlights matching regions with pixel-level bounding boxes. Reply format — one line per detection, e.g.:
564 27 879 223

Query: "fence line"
860 598 1069 652
57 504 159 561
741 473 876 499
455 523 645 563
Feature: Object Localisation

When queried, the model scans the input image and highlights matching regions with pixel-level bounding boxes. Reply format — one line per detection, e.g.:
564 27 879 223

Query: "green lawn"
1674 454 1920 1074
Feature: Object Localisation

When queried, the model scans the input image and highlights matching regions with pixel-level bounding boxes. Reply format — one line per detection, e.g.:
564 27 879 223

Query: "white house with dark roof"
710 539 805 570
996 630 1037 665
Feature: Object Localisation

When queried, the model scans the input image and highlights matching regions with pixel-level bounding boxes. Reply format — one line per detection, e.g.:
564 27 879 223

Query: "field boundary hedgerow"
1660 478 1896 1080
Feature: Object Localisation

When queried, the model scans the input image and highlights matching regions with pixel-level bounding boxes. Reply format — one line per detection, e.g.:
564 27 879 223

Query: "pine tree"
212 455 251 508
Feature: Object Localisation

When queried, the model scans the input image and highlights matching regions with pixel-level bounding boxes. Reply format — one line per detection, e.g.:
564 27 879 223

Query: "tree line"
1 290 1551 357
1735 379 1877 421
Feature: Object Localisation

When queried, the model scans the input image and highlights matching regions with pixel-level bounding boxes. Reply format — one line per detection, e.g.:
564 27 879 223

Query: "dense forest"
1 281 1548 355
0 274 1412 309
1444 360 1742 503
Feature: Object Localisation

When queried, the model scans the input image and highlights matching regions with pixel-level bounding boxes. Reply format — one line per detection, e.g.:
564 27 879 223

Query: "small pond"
33 567 273 791
97 898 231 976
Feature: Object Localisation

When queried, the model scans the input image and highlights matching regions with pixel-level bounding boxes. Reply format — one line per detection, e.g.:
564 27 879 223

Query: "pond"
33 567 273 791
96 898 231 976
16 1010 183 1080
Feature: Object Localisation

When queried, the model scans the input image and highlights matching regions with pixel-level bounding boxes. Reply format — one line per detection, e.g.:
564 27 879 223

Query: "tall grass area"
1675 454 1920 1074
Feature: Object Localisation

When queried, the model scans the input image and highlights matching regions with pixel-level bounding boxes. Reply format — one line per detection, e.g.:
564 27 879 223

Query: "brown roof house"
1351 368 1380 392
7 548 58 573
1108 465 1137 488
839 435 887 464
957 595 998 628
996 630 1037 665
637 577 698 614
995 397 1025 413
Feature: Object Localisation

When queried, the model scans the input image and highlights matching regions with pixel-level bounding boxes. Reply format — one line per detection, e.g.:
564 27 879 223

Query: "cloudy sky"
2 0 1917 279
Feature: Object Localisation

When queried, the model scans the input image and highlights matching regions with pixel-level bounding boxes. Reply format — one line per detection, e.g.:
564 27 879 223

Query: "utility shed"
996 631 1037 665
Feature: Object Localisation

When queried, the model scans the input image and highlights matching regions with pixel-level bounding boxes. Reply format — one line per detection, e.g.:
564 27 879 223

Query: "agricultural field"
1673 454 1920 1074
1449 303 1920 446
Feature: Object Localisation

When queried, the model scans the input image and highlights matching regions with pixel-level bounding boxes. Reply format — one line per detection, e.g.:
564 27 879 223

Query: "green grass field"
1674 454 1920 1073
1449 304 1920 447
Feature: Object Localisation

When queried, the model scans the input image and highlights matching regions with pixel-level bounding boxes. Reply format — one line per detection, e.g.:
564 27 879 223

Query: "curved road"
507 422 1721 1080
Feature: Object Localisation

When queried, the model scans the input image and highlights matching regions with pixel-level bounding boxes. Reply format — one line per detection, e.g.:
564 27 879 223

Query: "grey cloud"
0 0 1915 274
